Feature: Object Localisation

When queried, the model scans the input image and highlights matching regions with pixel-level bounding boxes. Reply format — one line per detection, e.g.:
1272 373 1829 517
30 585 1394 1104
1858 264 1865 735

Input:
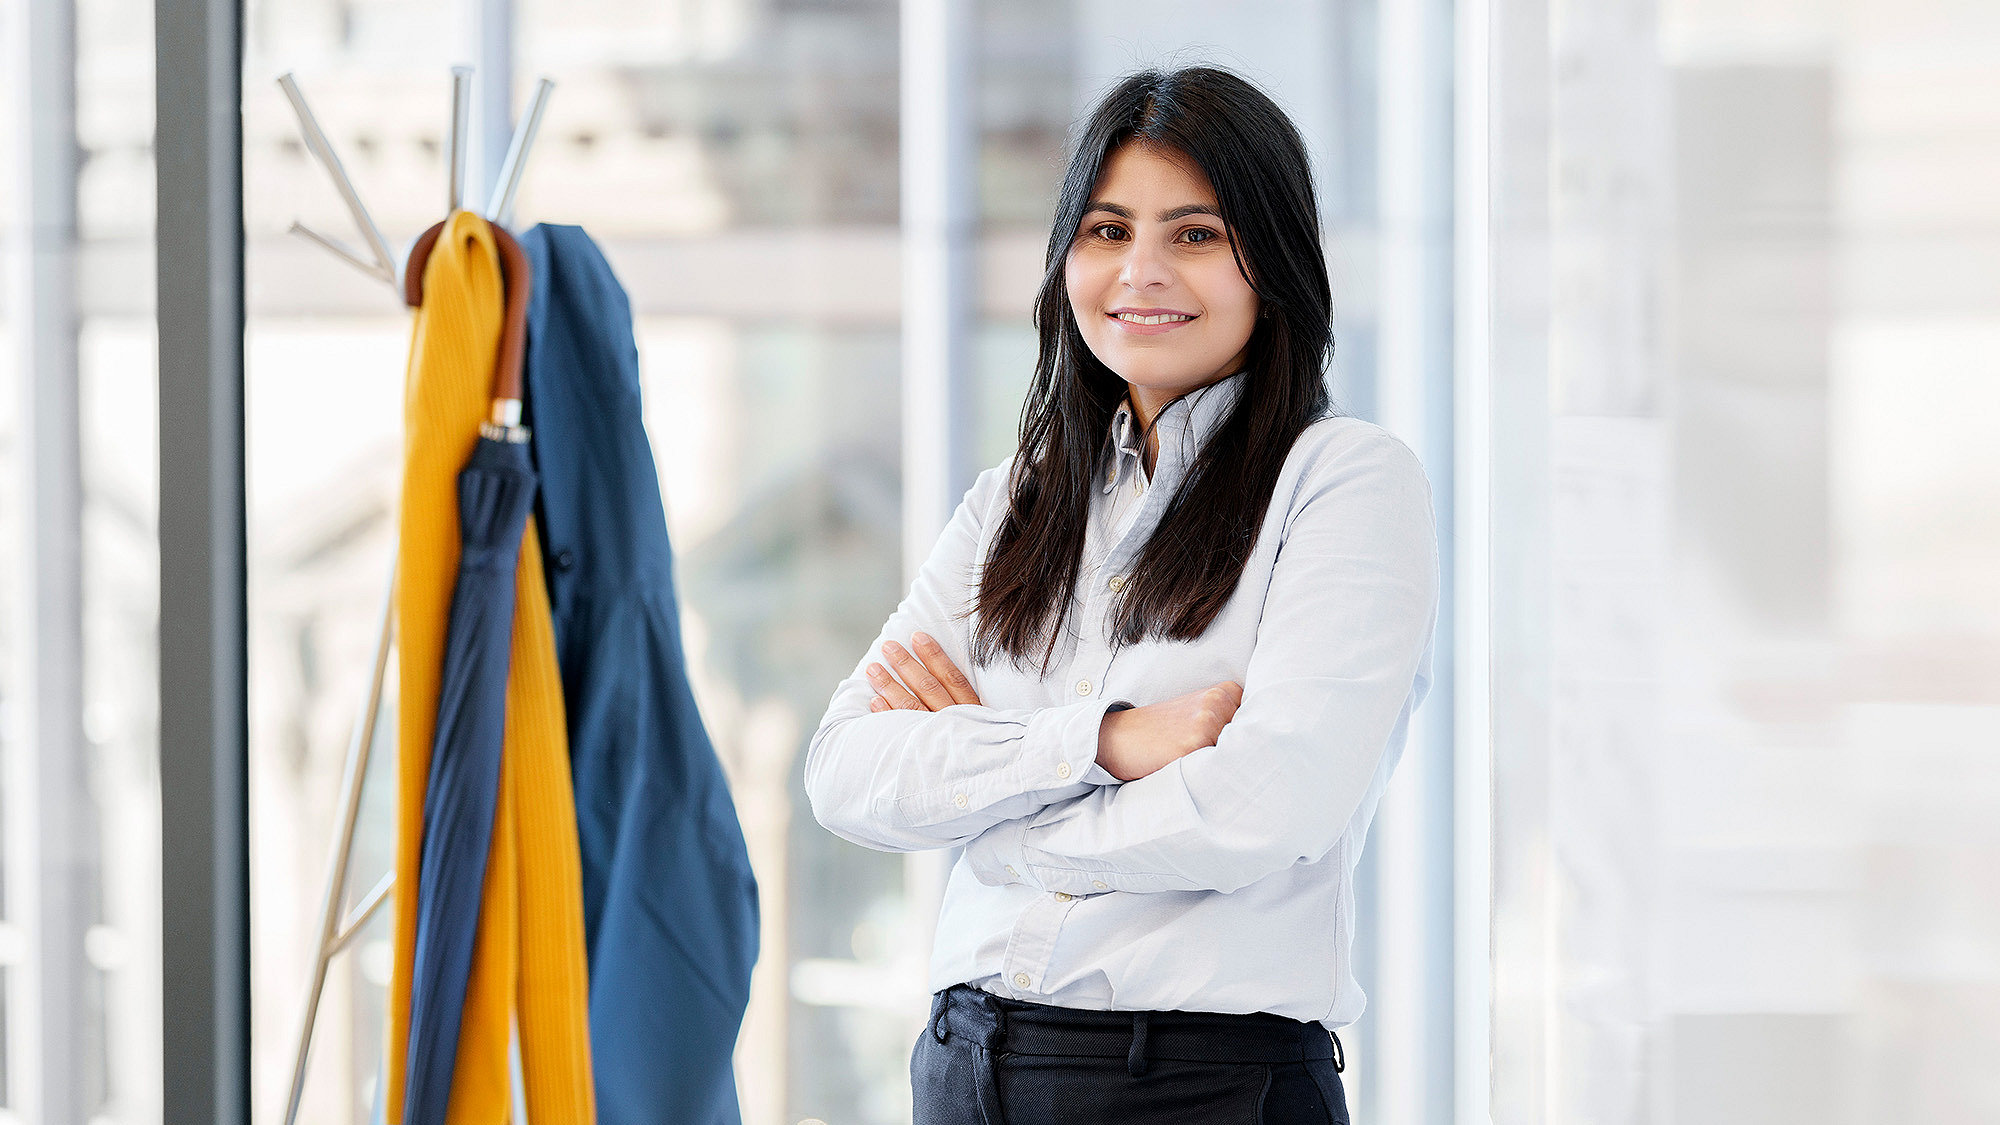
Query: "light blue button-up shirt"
804 368 1440 1027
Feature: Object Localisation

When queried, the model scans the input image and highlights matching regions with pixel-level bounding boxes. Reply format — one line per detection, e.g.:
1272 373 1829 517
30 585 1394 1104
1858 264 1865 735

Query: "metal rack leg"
282 555 397 1125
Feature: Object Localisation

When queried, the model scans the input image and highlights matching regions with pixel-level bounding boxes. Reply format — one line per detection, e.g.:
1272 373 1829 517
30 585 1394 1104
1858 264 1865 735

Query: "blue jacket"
521 223 760 1125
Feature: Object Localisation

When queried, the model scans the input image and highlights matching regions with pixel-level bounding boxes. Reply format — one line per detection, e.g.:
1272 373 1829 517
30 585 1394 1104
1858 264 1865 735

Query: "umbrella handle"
404 217 533 406
489 226 531 404
403 220 445 308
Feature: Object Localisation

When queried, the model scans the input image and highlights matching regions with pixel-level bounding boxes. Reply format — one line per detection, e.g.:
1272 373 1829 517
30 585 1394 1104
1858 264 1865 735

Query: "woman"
804 65 1438 1124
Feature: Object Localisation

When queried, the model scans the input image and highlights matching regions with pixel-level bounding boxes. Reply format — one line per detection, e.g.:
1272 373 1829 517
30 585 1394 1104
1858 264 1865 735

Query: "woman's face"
1064 140 1259 401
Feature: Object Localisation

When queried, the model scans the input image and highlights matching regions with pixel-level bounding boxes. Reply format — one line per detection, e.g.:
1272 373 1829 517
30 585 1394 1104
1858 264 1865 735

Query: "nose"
1117 234 1173 292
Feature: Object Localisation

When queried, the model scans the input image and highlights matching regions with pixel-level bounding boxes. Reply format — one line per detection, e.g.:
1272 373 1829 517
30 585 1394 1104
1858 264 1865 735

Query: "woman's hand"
867 631 981 712
1095 681 1243 782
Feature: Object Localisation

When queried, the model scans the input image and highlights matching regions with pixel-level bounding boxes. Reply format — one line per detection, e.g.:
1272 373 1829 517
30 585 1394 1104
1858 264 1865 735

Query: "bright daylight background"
1 1 1997 1124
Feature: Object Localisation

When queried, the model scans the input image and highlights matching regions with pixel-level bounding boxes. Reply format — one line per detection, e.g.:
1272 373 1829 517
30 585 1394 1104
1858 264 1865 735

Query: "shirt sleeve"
962 431 1441 894
1077 703 1134 786
803 458 1133 854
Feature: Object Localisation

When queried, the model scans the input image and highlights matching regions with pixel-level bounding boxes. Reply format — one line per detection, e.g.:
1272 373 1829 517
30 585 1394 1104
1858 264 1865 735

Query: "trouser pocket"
1304 1057 1350 1125
912 1012 1008 1124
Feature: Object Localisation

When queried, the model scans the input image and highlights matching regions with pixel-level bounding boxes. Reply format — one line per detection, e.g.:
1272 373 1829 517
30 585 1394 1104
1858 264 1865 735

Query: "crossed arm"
804 433 1440 894
801 458 1133 854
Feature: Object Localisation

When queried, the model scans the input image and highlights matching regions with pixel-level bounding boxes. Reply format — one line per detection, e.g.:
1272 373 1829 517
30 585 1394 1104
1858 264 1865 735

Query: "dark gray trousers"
911 984 1350 1124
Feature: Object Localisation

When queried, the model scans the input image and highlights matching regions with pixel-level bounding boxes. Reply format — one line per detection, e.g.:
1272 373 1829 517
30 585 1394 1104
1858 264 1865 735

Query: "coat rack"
274 66 557 1125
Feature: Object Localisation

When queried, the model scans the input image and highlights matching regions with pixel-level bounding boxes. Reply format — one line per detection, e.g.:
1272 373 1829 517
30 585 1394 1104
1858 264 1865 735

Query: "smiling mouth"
1110 311 1196 325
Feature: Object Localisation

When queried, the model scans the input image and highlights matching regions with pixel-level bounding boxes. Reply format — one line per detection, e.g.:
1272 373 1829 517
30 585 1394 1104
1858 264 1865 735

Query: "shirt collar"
1103 369 1249 493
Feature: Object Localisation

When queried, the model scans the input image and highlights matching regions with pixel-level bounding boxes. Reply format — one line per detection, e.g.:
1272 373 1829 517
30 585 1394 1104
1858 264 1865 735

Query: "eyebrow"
1083 201 1223 222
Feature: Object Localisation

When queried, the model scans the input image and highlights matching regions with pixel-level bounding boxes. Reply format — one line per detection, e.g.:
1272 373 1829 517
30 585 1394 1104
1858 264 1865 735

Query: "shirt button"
1075 679 1091 696
1004 865 1017 877
953 793 968 809
1092 880 1108 889
1014 972 1031 987
1107 575 1125 592
1053 892 1073 902
1056 762 1071 779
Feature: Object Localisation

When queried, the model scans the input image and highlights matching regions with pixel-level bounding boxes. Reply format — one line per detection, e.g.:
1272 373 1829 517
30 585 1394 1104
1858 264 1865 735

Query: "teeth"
1114 312 1193 325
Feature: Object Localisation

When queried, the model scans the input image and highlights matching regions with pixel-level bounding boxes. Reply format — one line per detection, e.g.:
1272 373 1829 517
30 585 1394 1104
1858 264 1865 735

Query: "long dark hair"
965 65 1337 675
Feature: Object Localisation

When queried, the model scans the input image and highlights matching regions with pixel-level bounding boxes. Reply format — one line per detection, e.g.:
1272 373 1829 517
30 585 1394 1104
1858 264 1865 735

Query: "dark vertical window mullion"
154 0 248 1120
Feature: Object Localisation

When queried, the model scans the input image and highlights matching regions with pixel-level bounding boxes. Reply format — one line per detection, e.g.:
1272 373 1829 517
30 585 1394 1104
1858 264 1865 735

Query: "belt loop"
931 992 950 1043
977 987 1008 1052
1126 1011 1150 1078
1329 1027 1344 1073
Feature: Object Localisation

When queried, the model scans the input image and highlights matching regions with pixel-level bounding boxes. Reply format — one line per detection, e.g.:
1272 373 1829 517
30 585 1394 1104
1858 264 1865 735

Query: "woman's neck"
1125 387 1161 478
1127 369 1239 478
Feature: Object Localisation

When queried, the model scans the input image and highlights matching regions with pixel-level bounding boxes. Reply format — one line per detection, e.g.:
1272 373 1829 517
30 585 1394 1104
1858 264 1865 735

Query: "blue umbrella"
400 221 537 1125
401 427 536 1125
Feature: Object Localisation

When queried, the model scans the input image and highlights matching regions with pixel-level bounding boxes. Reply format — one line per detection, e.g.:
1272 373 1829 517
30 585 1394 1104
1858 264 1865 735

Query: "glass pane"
1489 2 2000 1122
2 0 162 1120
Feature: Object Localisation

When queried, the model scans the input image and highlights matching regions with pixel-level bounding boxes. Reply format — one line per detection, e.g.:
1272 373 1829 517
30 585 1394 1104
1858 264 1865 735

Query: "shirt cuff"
1079 762 1121 785
1078 700 1132 785
1016 694 1124 793
965 696 1126 888
964 815 1115 897
966 816 1030 887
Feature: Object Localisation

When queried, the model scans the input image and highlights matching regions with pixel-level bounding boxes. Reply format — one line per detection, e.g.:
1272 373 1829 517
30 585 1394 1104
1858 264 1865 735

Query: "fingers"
882 635 970 710
866 661 922 710
1210 680 1245 709
865 632 981 712
882 640 950 710
912 632 981 706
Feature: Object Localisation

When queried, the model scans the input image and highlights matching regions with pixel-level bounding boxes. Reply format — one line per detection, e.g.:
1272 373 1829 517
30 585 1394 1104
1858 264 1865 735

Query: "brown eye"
1183 227 1220 244
1091 223 1128 242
